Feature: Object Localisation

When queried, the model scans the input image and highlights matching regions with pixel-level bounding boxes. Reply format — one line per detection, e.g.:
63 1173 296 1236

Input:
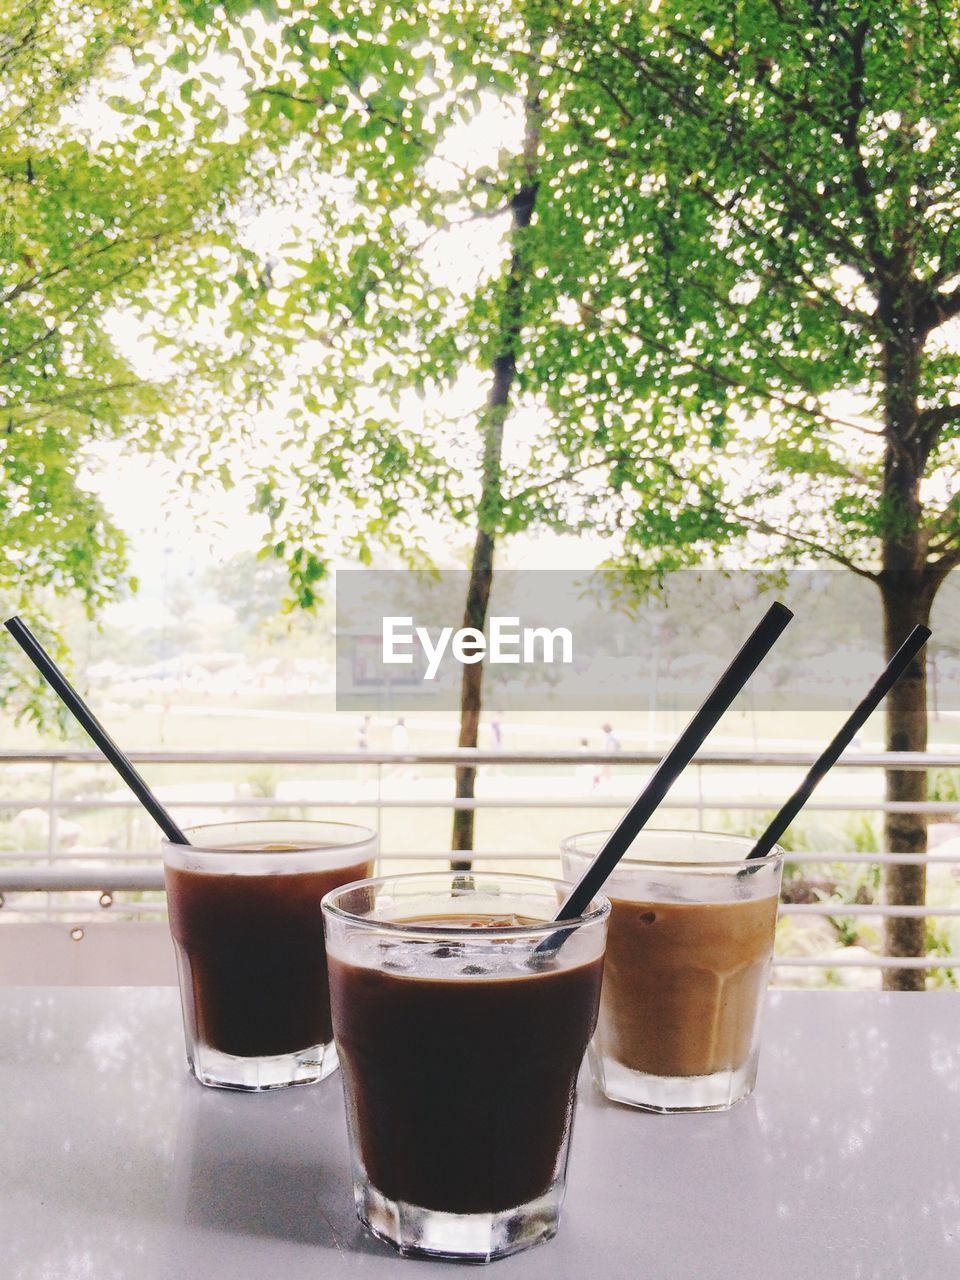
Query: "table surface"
3 989 958 1280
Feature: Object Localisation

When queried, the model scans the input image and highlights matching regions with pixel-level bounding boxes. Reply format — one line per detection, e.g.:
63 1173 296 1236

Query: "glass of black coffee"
163 820 376 1091
322 871 609 1262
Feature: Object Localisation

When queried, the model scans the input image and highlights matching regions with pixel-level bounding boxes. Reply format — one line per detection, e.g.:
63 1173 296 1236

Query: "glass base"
188 1040 338 1091
356 1179 563 1262
591 1049 757 1113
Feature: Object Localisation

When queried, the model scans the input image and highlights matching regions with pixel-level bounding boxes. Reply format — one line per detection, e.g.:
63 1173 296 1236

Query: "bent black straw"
4 615 189 844
745 623 932 862
551 600 794 926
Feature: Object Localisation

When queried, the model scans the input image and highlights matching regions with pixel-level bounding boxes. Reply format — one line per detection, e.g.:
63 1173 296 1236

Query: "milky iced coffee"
562 830 783 1112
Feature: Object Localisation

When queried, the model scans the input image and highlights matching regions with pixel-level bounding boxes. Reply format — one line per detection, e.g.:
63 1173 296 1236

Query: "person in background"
575 737 597 792
355 714 372 782
390 715 412 777
391 716 410 753
485 711 505 776
601 722 621 785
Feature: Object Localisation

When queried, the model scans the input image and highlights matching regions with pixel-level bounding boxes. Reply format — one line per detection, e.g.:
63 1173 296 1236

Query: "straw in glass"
745 623 931 862
550 599 794 926
3 615 189 844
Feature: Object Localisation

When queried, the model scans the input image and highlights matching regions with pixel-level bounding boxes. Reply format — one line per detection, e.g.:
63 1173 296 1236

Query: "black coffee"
328 916 603 1214
166 854 372 1058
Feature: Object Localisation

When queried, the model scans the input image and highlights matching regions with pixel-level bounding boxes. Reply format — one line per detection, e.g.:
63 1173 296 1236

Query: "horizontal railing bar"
4 848 960 867
0 851 544 865
780 903 960 917
4 849 960 866
2 868 960 918
2 796 959 814
0 902 952 924
0 903 953 969
3 850 960 884
0 902 165 915
3 902 951 919
3 901 957 921
0 870 166 890
0 852 167 863
3 747 958 971
773 956 957 969
777 851 960 864
1 748 957 768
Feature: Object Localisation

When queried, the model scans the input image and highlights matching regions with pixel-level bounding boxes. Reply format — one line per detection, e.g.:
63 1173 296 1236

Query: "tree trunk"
450 54 542 870
451 529 496 869
878 281 930 989
879 574 931 991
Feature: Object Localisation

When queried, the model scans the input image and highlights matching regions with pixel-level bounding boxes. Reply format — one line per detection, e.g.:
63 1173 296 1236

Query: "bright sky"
69 36 619 633
73 13 958 633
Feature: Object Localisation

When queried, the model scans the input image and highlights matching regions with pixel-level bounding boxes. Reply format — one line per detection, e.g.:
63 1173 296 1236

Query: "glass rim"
321 870 610 937
163 817 378 856
560 828 784 870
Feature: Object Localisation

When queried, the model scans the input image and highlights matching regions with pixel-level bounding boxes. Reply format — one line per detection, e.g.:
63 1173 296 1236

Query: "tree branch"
6 379 149 419
735 511 880 581
0 258 149 370
927 542 960 586
554 14 879 277
927 0 960 83
836 20 889 275
579 300 881 437
666 23 841 136
506 429 881 581
627 450 880 580
916 286 960 335
680 271 876 396
917 402 960 435
556 112 880 331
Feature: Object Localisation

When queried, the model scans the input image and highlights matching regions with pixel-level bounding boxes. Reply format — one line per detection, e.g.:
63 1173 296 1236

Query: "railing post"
47 759 59 917
376 760 383 847
697 763 704 831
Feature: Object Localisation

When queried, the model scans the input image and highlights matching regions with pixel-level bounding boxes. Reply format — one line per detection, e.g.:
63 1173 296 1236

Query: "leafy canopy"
0 0 279 716
195 1 960 588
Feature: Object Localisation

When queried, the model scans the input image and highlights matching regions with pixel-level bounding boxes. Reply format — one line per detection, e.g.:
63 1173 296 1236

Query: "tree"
521 0 960 987
99 0 958 965
451 28 543 864
199 1 596 858
0 0 275 719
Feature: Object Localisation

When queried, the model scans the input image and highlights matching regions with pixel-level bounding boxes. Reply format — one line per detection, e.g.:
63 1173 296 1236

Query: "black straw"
551 600 794 925
4 615 189 844
745 623 931 861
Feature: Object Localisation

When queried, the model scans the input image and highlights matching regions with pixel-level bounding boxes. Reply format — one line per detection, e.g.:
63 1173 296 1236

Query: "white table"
2 989 957 1279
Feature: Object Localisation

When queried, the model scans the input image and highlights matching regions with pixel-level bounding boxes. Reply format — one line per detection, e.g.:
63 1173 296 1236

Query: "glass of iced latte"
562 830 783 1112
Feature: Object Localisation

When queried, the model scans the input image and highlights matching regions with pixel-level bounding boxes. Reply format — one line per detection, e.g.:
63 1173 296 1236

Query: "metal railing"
1 747 959 977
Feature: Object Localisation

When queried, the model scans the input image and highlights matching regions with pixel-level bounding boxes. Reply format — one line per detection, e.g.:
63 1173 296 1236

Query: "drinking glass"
163 819 376 1090
322 871 609 1261
563 830 783 1112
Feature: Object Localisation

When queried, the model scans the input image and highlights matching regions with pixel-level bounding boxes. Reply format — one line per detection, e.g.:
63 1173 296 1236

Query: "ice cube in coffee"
322 873 609 1262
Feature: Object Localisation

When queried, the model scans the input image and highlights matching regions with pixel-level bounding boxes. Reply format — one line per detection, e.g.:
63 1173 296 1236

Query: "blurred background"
4 0 960 989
